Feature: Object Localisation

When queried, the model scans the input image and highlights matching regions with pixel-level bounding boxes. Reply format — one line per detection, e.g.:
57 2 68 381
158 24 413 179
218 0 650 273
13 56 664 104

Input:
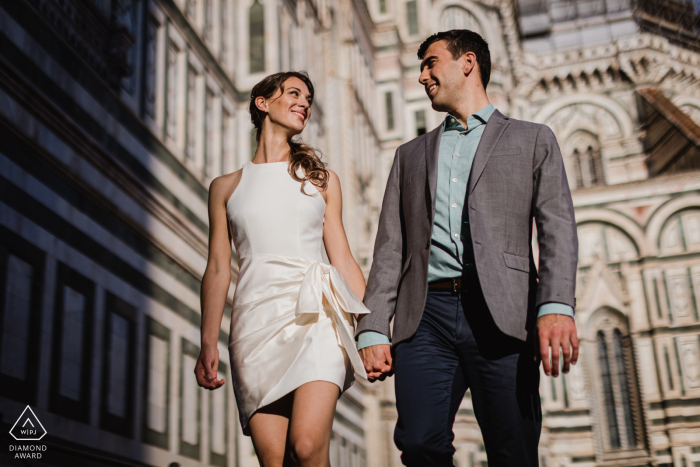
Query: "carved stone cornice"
517 33 700 100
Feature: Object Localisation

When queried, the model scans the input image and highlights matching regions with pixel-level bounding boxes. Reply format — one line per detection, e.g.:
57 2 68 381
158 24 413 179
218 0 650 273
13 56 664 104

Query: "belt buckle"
451 278 457 293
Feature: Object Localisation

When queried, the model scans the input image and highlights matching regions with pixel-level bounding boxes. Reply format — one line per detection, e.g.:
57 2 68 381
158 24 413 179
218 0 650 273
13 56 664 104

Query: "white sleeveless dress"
226 161 369 434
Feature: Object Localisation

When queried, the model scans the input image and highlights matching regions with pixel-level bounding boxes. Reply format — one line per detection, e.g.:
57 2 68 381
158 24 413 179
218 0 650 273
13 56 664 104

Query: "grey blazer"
357 110 578 345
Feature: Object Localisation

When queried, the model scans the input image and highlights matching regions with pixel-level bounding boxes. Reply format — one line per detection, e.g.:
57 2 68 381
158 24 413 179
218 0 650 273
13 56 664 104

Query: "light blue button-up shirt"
358 106 572 350
427 104 493 282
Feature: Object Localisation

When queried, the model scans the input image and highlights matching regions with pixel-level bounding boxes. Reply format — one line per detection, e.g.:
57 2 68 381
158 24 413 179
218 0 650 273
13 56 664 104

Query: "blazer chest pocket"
492 148 520 157
503 252 529 273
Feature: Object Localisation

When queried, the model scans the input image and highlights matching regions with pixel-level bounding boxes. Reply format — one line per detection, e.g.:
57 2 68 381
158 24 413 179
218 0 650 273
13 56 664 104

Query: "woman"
195 71 369 467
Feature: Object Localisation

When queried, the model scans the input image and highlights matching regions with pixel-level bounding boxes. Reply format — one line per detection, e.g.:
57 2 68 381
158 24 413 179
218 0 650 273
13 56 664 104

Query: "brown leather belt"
428 278 462 292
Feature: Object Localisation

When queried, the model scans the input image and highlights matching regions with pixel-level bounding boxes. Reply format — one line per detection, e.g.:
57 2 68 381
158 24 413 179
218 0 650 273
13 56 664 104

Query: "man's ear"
255 96 267 113
461 52 477 77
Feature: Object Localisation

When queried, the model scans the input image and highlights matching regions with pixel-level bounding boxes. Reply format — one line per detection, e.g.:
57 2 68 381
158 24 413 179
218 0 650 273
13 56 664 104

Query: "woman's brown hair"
249 71 329 194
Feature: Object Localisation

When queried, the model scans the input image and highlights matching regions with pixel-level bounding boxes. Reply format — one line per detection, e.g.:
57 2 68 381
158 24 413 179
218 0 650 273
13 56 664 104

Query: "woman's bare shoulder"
316 168 340 193
209 169 243 207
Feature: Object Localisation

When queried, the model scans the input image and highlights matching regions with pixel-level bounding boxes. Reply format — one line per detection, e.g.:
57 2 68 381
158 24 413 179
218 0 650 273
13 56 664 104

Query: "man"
356 30 579 466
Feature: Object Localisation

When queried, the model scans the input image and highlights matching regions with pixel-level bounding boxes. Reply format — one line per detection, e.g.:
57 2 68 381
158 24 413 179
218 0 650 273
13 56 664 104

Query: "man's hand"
536 314 579 377
359 344 393 382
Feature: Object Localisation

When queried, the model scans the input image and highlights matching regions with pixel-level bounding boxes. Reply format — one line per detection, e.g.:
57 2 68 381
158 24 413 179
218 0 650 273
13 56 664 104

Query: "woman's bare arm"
195 170 241 390
320 170 366 304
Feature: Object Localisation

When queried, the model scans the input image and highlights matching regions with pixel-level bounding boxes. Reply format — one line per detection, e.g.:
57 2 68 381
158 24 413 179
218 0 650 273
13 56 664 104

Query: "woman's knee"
289 435 325 464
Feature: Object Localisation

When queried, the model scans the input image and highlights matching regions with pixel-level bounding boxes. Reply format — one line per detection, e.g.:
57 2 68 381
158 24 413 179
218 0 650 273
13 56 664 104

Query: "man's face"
418 40 467 112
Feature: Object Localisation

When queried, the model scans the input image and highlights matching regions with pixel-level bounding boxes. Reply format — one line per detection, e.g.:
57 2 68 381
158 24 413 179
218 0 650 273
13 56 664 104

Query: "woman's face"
259 77 312 137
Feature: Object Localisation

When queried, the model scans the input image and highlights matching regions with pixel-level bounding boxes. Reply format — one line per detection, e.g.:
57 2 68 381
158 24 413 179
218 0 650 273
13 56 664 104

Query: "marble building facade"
366 0 700 466
0 0 378 466
1 0 700 467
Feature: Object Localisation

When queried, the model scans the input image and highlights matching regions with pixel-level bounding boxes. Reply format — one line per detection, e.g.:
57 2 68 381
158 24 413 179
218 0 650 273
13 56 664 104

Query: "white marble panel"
181 353 199 445
146 334 168 433
210 384 226 455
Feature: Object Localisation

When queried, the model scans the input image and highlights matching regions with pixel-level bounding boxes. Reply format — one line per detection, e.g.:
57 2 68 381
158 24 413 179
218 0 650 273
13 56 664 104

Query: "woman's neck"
253 125 292 164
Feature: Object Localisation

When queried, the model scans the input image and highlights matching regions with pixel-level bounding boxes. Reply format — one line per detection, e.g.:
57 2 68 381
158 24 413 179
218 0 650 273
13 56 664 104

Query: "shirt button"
454 153 460 157
452 203 457 208
452 178 457 182
454 233 460 239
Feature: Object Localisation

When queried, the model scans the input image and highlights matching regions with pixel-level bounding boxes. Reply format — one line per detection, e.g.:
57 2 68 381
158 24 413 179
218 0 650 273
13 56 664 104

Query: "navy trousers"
393 276 542 467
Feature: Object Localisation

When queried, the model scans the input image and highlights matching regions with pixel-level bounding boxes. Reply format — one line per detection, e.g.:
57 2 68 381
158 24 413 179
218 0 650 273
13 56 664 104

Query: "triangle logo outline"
9 406 47 441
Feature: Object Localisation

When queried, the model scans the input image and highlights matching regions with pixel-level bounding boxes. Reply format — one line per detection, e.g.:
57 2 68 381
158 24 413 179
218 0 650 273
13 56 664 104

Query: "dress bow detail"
296 262 369 378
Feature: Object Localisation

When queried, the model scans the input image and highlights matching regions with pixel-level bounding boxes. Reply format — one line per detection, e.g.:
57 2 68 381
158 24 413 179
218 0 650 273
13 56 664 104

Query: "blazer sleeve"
356 148 404 339
531 125 578 310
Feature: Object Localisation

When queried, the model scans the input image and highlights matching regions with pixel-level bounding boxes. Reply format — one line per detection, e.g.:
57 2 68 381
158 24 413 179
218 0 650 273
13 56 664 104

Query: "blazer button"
425 241 430 250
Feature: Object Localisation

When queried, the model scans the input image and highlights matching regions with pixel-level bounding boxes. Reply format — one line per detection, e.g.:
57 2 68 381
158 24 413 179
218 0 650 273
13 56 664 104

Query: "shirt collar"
443 104 496 132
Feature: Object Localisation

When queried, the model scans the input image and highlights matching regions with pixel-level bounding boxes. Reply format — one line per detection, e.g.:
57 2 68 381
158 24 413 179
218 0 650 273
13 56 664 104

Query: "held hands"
359 344 393 382
536 314 579 377
195 345 226 390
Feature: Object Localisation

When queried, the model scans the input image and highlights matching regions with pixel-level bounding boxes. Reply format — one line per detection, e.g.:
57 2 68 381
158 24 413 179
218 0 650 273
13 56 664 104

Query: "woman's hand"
195 345 226 390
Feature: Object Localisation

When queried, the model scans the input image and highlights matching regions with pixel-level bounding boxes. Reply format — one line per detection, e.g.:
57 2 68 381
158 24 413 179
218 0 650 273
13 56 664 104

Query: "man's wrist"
537 302 574 319
357 331 391 350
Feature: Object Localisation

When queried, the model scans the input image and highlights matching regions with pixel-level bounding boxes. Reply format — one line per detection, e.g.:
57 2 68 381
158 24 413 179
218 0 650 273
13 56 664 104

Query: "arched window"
587 309 644 456
660 209 700 255
440 6 482 35
249 0 265 73
613 329 636 447
577 223 638 267
564 131 604 189
598 330 620 448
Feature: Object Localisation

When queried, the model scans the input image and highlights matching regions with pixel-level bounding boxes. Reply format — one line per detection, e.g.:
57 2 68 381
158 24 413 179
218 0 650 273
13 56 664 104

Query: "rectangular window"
121 2 140 95
180 338 201 459
187 65 199 160
142 317 170 448
209 361 228 467
205 0 214 42
379 0 387 13
186 0 197 22
145 18 158 119
415 109 427 136
0 230 45 405
249 0 266 73
166 42 179 139
100 293 137 438
220 0 230 67
222 110 234 174
205 88 215 178
406 0 419 35
385 92 395 131
49 263 95 423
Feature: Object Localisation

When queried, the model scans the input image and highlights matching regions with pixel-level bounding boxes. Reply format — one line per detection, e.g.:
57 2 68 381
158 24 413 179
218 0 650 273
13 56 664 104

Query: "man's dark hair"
417 30 491 89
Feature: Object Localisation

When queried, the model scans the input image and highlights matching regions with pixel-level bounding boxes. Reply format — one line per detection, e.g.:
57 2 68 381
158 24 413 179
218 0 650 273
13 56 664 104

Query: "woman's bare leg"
248 394 293 467
287 381 340 467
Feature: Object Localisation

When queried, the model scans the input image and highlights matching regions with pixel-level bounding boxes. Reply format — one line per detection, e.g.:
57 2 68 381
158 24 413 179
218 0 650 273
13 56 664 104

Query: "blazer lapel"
469 110 509 194
424 124 443 213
